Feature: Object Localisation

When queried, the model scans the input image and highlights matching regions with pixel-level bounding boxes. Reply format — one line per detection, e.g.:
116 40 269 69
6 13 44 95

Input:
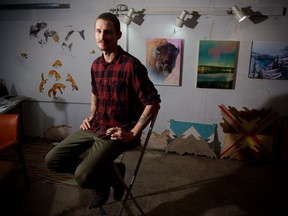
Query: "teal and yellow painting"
197 40 239 89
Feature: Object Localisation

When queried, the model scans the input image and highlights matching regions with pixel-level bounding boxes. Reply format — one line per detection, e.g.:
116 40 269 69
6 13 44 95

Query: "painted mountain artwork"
249 41 288 80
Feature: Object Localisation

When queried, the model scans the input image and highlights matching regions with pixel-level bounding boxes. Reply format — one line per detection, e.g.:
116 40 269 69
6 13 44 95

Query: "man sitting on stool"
45 12 161 208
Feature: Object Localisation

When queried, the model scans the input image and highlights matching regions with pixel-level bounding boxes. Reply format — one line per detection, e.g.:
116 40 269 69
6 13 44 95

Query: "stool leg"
114 164 144 216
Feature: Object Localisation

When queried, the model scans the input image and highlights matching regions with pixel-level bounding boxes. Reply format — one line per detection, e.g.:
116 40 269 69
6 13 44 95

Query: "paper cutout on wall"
30 22 85 50
39 73 48 93
48 83 66 99
49 70 61 81
30 22 48 46
66 73 78 91
28 22 85 101
38 60 79 100
21 53 28 59
53 59 62 68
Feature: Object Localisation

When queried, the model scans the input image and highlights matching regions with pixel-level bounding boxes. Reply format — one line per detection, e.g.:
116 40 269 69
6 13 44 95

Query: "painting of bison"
146 38 182 85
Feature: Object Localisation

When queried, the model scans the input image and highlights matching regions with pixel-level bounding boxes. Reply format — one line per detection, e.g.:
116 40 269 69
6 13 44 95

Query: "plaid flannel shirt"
90 46 161 134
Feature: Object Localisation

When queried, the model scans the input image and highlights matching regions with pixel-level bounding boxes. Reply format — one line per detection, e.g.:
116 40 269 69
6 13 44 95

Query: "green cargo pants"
45 129 138 192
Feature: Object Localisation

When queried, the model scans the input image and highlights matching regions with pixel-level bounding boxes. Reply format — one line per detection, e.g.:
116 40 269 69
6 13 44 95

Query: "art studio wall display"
197 40 239 89
248 41 288 80
20 21 94 103
30 22 84 99
146 38 182 86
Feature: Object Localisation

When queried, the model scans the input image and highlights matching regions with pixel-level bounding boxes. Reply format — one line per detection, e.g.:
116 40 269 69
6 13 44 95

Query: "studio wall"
0 0 288 145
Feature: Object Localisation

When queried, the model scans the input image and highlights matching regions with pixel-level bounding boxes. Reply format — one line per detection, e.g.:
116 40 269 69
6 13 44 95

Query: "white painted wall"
0 0 288 145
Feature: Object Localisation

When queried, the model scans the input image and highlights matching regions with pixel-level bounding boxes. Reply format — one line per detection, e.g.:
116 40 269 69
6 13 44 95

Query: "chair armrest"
0 140 18 154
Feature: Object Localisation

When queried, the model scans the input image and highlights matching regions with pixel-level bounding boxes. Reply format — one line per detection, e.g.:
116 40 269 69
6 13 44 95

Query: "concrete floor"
2 148 288 216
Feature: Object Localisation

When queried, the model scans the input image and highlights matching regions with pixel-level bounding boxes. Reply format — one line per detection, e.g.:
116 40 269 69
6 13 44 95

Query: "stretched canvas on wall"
248 41 288 80
146 38 182 86
197 40 239 89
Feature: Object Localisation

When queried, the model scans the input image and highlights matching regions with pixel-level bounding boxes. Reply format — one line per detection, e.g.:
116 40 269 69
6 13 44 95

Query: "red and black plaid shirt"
90 46 161 134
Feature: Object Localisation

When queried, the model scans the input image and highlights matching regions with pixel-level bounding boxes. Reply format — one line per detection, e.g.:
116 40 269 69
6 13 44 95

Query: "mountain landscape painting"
249 41 288 80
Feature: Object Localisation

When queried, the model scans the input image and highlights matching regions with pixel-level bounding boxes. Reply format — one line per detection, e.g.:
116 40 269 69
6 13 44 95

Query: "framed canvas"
146 38 182 86
197 40 239 89
249 41 288 80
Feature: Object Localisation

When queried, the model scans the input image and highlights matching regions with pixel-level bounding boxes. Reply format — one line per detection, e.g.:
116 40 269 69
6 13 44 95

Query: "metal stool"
113 113 158 216
94 113 158 216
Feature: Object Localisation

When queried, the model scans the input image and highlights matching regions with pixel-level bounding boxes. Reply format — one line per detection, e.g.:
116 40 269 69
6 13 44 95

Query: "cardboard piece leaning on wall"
141 130 170 150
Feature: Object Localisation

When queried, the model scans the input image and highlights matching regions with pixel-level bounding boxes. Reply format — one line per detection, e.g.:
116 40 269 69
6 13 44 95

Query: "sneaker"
89 194 108 209
111 162 126 201
89 189 110 209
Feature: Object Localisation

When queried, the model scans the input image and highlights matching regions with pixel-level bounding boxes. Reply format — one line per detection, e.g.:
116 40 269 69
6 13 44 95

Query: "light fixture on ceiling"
174 10 188 27
231 5 247 22
123 8 135 25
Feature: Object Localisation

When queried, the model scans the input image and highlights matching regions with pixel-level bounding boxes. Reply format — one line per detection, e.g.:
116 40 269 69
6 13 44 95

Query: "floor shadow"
144 161 288 215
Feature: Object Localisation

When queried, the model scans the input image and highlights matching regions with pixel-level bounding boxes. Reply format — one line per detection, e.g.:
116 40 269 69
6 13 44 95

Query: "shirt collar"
100 45 124 64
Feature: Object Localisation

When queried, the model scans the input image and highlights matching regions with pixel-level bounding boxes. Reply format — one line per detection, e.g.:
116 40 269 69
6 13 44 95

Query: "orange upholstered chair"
0 114 29 189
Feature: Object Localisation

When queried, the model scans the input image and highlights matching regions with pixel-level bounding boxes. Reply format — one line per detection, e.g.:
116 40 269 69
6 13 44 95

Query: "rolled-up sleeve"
133 61 161 106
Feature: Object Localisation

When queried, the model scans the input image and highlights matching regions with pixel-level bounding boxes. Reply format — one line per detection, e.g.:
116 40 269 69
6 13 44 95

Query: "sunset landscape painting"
197 40 239 89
